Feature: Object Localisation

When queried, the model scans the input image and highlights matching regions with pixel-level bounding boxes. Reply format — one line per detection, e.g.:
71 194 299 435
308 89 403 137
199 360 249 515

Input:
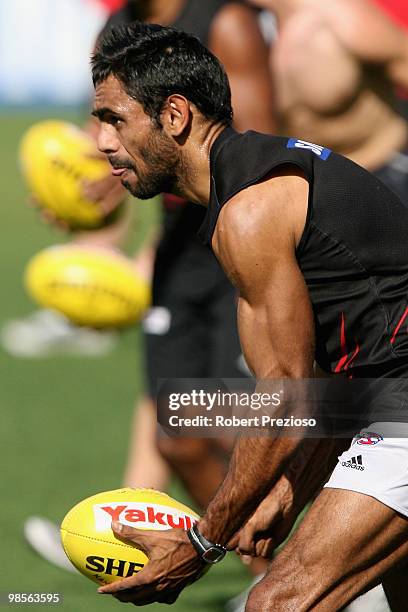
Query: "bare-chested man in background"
251 0 408 203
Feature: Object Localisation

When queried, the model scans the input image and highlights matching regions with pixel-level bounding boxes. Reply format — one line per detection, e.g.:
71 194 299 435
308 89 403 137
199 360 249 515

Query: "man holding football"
91 21 408 611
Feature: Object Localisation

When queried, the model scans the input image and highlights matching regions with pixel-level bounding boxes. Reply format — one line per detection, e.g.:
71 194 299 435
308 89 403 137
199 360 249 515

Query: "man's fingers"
255 537 275 558
111 521 163 555
97 562 174 604
226 533 239 551
97 568 150 595
237 524 256 556
97 525 204 604
111 521 149 548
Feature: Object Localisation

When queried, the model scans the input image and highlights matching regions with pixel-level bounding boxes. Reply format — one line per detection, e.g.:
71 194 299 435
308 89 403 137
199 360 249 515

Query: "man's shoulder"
211 128 286 164
215 168 308 246
211 129 315 203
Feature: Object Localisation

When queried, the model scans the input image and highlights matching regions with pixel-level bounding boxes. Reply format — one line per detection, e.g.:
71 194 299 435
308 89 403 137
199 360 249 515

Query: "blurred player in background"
248 0 408 205
23 1 275 603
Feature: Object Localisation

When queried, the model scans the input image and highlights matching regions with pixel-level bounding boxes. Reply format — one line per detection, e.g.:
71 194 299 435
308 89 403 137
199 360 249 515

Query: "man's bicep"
237 257 315 380
212 170 312 379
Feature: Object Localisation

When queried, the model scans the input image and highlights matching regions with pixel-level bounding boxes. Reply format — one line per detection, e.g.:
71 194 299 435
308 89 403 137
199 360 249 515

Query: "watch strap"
187 523 227 564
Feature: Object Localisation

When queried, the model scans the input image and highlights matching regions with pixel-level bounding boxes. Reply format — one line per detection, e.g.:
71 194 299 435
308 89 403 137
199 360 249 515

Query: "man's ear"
161 94 190 137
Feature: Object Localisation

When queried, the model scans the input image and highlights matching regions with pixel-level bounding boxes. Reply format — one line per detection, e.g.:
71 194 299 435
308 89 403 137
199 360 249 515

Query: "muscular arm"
209 2 276 133
199 169 315 544
97 171 318 602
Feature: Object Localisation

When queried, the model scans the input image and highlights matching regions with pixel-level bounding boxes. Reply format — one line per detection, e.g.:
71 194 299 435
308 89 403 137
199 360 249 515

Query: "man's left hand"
228 474 297 559
98 521 207 604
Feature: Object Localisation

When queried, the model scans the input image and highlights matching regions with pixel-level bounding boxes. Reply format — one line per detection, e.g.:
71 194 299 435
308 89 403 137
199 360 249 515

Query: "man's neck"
176 122 227 206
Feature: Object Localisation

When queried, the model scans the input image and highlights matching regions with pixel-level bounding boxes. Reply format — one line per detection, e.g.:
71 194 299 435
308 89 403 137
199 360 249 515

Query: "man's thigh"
246 488 408 612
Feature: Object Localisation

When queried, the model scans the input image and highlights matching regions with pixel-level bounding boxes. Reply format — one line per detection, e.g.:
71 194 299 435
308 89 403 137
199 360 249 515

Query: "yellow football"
60 488 199 585
24 245 151 328
19 119 122 230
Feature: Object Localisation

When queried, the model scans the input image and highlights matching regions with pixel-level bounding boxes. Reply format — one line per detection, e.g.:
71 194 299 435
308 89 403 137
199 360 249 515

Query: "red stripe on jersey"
334 312 349 372
334 312 360 373
344 344 360 370
390 306 408 344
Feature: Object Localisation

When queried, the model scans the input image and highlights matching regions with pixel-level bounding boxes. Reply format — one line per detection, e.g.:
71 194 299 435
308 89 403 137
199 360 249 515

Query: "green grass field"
0 109 252 612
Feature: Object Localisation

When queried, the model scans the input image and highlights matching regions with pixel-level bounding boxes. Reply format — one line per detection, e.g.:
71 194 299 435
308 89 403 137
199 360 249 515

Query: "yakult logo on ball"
93 502 197 532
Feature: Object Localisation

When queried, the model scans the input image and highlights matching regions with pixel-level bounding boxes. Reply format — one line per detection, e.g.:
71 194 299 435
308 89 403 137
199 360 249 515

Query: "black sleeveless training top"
199 127 408 376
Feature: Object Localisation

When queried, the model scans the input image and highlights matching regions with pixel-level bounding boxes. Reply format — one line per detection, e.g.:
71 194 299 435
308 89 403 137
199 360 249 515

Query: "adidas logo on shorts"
341 455 364 471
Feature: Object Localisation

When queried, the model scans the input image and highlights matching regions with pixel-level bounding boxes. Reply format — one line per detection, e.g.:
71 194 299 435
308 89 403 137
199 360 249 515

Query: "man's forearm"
197 434 350 548
198 435 301 545
197 375 319 545
275 437 351 524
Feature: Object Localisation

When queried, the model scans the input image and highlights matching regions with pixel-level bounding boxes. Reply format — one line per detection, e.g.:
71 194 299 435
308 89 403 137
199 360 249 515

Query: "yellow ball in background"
19 120 122 230
24 245 151 328
60 488 199 585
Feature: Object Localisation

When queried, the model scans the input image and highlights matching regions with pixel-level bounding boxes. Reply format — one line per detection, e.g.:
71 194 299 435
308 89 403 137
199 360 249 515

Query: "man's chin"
121 179 157 200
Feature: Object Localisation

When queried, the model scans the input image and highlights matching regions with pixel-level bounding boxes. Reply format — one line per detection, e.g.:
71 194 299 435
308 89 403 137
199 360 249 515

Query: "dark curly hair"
92 21 233 126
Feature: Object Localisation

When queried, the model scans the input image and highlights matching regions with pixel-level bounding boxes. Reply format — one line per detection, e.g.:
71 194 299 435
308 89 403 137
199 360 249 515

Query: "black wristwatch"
187 523 227 564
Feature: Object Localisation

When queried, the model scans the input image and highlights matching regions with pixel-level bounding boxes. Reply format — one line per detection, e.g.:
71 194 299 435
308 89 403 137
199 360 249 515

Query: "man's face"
93 74 179 199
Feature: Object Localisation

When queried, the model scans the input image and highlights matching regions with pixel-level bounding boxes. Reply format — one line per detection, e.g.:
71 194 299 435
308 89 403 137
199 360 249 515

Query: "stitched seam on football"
60 530 146 549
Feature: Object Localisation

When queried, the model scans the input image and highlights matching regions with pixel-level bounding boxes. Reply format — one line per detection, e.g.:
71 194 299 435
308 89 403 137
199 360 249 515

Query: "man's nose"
97 124 120 155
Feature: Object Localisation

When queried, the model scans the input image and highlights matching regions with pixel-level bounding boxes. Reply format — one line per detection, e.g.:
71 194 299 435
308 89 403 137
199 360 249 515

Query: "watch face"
202 547 225 564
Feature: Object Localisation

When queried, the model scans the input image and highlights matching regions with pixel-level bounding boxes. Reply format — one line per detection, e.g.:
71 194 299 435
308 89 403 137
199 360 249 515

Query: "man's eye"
108 116 122 127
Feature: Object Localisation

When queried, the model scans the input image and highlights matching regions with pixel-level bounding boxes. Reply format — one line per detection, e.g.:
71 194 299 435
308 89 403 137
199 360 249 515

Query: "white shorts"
324 423 408 518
